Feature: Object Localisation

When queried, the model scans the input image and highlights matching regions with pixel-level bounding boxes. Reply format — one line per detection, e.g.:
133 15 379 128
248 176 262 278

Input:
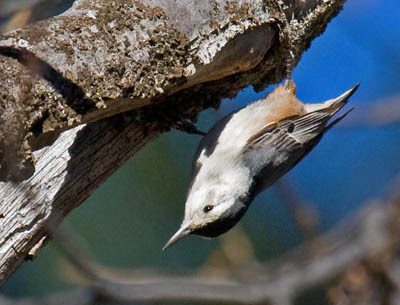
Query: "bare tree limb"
0 0 348 286
2 198 399 305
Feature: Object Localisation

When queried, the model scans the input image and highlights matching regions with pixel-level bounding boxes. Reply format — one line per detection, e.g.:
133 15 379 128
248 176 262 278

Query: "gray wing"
242 111 338 194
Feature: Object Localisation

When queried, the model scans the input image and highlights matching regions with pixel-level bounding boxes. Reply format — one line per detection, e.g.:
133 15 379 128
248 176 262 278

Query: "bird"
163 80 359 250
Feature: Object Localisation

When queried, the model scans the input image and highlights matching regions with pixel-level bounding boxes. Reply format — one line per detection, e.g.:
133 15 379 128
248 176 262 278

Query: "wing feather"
242 110 336 194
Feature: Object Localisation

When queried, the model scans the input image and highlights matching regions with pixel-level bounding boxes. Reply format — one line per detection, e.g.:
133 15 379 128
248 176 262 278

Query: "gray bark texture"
0 0 347 286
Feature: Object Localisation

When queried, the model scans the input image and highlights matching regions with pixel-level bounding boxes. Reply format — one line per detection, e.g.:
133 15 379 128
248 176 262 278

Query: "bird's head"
163 169 252 250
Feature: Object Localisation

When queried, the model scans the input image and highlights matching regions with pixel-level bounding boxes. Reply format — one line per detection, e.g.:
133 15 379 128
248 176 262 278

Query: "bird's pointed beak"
162 222 192 251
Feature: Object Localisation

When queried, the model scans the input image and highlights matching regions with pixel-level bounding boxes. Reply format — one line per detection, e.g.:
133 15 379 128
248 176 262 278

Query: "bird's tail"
324 107 355 131
303 83 359 131
322 83 359 131
305 83 359 114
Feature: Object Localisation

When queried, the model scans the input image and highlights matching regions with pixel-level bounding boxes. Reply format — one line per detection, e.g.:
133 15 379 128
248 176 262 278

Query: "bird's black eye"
203 205 214 213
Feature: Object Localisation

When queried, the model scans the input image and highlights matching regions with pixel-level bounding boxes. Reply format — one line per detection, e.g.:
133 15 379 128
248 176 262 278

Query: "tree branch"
0 0 348 286
2 198 399 305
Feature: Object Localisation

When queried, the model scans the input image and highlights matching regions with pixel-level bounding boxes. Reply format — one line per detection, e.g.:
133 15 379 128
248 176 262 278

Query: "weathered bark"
0 0 347 286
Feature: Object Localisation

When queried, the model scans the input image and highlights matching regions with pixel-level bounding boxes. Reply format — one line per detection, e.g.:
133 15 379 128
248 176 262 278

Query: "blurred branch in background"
2 184 400 305
198 225 262 280
341 94 400 127
276 180 320 242
0 0 65 32
0 0 41 18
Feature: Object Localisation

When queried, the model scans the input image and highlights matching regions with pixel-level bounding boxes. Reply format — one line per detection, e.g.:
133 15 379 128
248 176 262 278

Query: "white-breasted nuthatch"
163 80 359 250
